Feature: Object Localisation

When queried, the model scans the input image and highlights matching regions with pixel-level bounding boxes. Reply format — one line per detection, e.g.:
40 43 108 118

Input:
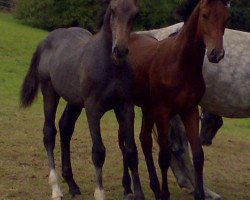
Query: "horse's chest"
99 73 133 108
174 81 205 111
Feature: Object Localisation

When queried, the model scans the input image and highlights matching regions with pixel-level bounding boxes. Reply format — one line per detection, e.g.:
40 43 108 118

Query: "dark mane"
97 0 111 30
175 0 200 22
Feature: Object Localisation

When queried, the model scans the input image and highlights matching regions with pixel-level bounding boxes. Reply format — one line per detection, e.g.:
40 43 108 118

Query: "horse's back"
42 27 92 52
137 22 184 40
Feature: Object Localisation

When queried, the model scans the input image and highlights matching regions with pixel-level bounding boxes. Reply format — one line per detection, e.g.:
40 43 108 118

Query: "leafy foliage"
0 0 13 9
14 0 250 32
228 0 250 31
15 0 102 32
135 0 179 30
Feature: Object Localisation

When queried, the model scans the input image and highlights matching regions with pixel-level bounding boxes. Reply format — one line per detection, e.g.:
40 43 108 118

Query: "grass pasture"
0 12 249 200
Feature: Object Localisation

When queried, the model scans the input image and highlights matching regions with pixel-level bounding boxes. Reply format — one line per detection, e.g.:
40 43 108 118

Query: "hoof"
70 187 81 197
134 193 146 200
195 193 205 200
124 193 134 200
52 197 63 200
72 195 83 200
94 188 105 200
155 193 169 200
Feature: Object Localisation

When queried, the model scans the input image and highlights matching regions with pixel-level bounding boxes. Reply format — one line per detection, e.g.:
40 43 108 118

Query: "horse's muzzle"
207 48 225 63
113 46 129 60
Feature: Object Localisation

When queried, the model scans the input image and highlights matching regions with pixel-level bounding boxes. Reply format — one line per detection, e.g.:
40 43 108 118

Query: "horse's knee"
126 148 138 170
140 133 152 153
92 145 106 168
59 118 74 139
158 151 171 169
192 148 204 170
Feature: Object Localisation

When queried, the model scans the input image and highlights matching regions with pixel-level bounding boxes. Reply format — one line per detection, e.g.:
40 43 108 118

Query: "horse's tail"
20 45 41 108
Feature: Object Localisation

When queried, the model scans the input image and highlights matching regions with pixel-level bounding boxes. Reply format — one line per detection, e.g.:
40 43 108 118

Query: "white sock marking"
94 188 105 200
49 169 63 199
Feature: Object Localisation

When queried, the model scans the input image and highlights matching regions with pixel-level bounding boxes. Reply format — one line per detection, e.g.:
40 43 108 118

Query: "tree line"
7 0 250 32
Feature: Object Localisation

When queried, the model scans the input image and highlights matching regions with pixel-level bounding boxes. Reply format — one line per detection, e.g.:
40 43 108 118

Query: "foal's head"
110 0 139 63
197 0 230 63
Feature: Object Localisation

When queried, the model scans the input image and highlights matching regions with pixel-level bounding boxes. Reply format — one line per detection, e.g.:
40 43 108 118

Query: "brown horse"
125 0 229 200
20 0 144 200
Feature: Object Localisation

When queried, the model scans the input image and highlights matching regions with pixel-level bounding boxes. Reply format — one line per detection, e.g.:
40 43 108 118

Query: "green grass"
0 12 249 200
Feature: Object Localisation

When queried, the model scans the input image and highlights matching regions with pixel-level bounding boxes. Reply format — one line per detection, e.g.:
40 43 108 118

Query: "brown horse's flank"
125 0 229 200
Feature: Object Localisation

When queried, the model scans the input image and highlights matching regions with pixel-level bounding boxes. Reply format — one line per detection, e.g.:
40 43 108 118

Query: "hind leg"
41 82 62 200
59 104 82 196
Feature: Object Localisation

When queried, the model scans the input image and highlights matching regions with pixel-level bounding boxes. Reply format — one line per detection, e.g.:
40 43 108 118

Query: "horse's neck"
167 4 205 72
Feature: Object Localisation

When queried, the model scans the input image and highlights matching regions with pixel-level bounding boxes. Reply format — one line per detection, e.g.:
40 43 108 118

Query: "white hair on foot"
94 188 105 200
49 169 63 199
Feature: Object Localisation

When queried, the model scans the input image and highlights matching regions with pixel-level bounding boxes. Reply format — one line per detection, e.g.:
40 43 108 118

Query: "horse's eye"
111 8 115 15
202 13 208 20
135 12 139 19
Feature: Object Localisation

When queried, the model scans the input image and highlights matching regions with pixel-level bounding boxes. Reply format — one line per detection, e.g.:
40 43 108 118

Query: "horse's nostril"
210 49 217 58
114 47 129 58
113 47 119 55
125 48 129 55
208 48 224 63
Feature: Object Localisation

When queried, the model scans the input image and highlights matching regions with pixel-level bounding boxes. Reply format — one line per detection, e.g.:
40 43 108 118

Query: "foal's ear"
206 0 231 7
103 0 111 3
225 0 231 8
175 0 200 22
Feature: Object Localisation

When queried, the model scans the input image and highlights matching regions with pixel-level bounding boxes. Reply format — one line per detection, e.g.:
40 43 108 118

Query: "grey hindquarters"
38 28 93 105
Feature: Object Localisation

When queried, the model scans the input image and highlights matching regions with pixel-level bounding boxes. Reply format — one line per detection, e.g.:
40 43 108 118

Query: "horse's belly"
41 60 84 105
201 91 250 118
51 74 84 105
201 57 250 118
174 91 203 113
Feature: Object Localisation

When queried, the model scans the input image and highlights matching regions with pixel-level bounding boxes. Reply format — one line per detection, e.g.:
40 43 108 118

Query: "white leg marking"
94 188 105 200
49 169 63 199
204 186 222 200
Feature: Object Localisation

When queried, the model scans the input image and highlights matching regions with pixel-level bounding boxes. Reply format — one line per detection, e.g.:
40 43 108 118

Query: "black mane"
175 0 200 22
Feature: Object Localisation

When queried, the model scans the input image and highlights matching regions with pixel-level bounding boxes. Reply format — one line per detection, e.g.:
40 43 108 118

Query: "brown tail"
20 45 41 108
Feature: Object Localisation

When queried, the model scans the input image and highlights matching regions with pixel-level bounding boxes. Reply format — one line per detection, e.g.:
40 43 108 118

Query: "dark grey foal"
20 0 144 199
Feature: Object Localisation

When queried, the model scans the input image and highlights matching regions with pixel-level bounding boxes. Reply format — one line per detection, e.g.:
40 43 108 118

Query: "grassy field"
0 12 249 200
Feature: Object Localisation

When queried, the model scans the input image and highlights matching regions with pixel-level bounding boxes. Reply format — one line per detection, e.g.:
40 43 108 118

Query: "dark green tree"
15 0 102 31
228 0 250 31
14 0 250 32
